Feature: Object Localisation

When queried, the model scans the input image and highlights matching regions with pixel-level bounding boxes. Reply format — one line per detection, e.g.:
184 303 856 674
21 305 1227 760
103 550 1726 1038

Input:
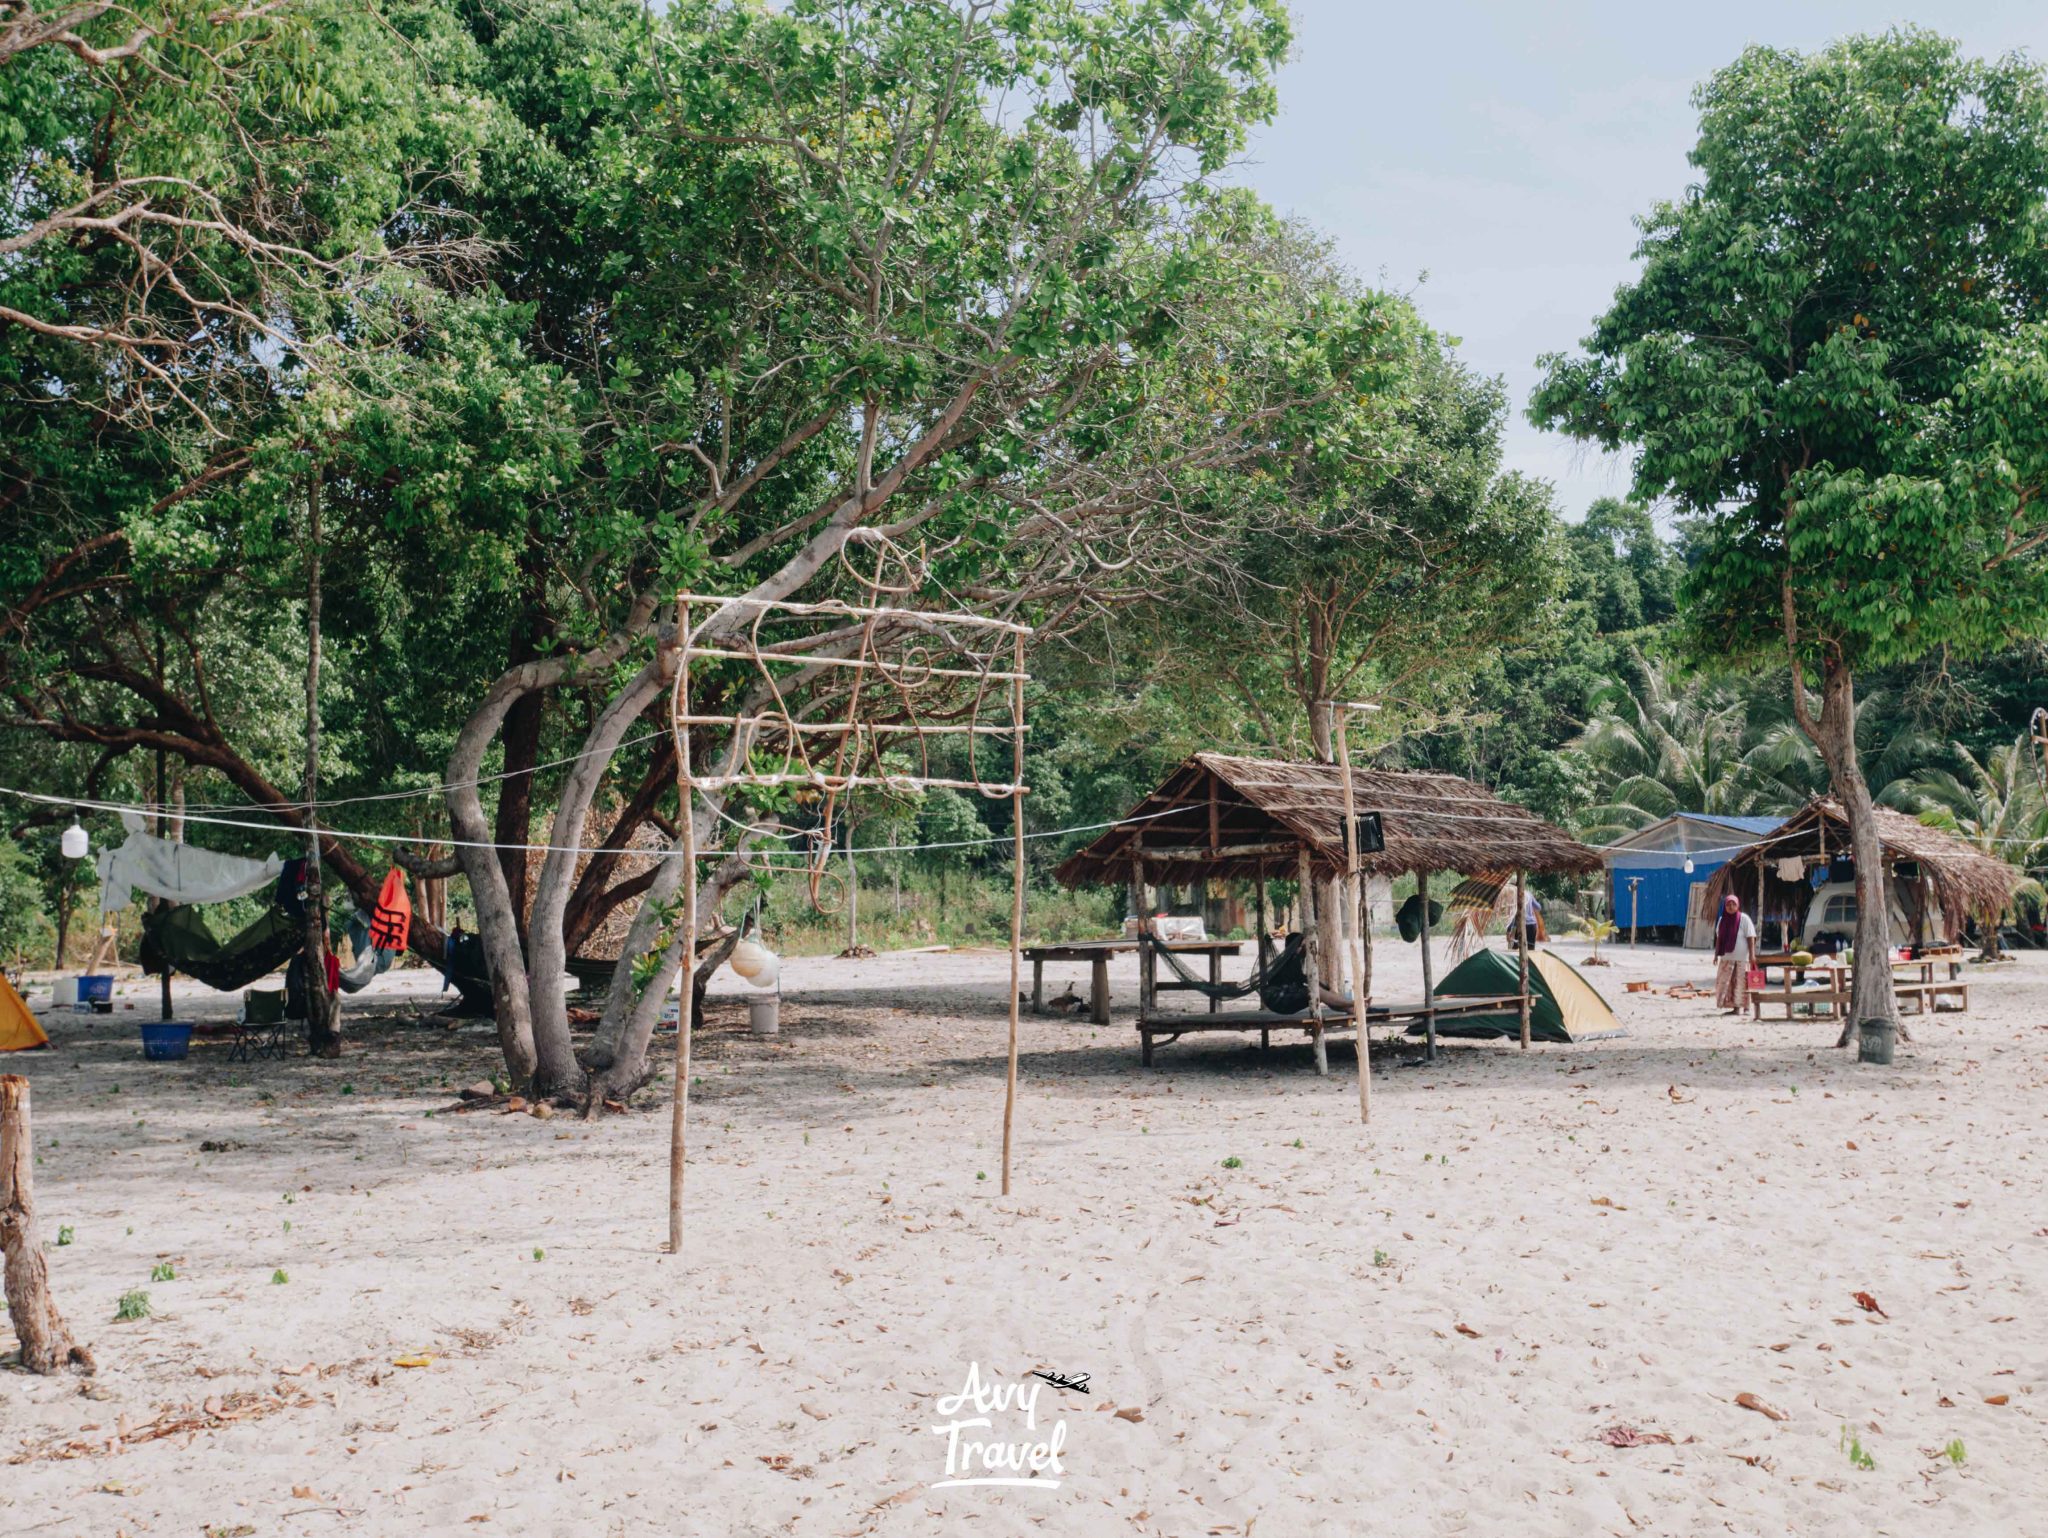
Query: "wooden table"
1023 939 1243 1026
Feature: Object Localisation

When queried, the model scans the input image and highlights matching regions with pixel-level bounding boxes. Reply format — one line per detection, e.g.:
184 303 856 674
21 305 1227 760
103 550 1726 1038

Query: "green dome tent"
1408 947 1620 1044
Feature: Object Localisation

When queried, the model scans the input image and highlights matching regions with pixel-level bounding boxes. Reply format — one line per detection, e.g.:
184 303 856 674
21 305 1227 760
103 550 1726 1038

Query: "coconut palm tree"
1567 657 1795 841
1895 735 2048 955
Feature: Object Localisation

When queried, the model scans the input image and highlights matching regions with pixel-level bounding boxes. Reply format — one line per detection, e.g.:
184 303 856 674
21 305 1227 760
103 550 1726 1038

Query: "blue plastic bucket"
139 1021 193 1061
75 974 113 1013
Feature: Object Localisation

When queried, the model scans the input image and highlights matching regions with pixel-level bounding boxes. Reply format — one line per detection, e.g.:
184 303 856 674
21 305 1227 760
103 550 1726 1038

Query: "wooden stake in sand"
1515 869 1533 1049
2 1076 93 1375
1001 629 1026 1197
666 598 697 1257
1331 707 1373 1124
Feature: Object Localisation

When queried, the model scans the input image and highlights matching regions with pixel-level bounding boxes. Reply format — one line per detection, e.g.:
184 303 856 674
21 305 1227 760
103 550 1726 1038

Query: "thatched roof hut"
1702 797 2021 941
1054 752 1603 887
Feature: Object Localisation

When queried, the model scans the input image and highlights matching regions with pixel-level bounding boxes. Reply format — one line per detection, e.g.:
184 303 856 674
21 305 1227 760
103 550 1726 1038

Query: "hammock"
1148 932 1300 1004
142 903 304 993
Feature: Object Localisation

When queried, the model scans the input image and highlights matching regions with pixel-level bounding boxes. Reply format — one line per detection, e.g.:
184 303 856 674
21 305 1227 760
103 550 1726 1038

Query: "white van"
1800 882 1911 948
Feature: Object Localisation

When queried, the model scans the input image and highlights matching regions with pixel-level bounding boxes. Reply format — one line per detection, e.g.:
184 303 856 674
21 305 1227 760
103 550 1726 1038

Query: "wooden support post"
1090 956 1110 1025
1134 857 1156 1021
1 1076 93 1375
1298 846 1326 1077
1332 707 1373 1123
1254 869 1271 968
666 600 697 1257
1001 630 1026 1197
1629 878 1639 947
1515 870 1531 1050
1755 860 1767 951
1418 868 1437 1061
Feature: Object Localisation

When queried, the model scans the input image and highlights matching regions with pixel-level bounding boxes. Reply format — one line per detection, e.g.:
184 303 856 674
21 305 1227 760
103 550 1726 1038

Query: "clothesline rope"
0 785 1189 860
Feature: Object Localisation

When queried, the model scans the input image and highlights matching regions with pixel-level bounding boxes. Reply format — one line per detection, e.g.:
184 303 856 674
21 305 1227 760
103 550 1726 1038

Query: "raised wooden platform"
1024 938 1242 1025
1137 994 1527 1074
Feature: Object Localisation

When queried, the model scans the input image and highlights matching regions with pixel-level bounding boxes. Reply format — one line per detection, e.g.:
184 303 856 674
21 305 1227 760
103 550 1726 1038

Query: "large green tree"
1533 28 2048 1037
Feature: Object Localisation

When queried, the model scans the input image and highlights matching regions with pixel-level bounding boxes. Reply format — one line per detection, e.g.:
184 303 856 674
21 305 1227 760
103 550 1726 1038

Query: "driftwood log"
1 1076 93 1375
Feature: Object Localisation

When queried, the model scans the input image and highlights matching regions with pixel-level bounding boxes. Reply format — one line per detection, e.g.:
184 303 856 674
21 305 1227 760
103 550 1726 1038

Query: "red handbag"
1744 967 1766 990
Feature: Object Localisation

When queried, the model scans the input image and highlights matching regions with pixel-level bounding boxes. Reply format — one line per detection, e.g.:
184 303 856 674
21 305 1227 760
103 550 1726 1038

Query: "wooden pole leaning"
666 598 697 1256
1418 867 1437 1062
1332 709 1373 1123
1515 869 1532 1050
1001 630 1026 1197
1297 844 1326 1077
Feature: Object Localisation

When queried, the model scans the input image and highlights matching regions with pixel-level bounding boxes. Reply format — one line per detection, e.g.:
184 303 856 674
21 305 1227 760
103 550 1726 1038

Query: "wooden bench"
1894 979 1969 1015
1752 973 1969 1020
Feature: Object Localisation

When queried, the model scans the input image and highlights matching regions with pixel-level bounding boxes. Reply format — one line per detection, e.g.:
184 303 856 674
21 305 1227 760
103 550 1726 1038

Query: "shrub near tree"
1534 28 2048 1038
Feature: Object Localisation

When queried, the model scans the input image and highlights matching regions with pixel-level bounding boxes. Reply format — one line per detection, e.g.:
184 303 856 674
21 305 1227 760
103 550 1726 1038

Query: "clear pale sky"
1228 2 2048 521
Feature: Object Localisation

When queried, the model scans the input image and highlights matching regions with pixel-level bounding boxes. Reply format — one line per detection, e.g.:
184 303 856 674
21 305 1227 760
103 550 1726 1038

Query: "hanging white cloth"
96 812 284 913
1775 856 1806 883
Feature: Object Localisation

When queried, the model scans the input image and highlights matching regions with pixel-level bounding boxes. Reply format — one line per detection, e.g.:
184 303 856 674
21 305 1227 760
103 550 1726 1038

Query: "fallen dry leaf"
1734 1393 1788 1422
1454 1323 1481 1339
393 1354 435 1369
1114 1406 1145 1423
291 1485 316 1500
1599 1423 1673 1448
1852 1291 1888 1319
1985 1394 2010 1406
1590 1196 1627 1210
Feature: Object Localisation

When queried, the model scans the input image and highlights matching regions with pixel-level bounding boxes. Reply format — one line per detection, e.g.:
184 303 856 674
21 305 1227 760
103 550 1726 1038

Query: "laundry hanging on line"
96 811 284 913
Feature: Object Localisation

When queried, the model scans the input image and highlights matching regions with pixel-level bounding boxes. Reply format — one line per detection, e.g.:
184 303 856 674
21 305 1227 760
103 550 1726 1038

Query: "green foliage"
0 838 46 962
1534 28 2048 679
1221 1156 1243 1169
150 1262 176 1283
114 1289 151 1321
54 1225 73 1247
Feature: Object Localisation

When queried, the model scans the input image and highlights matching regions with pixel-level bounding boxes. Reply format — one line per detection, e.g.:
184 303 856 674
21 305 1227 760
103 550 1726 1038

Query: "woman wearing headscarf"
1712 893 1758 1014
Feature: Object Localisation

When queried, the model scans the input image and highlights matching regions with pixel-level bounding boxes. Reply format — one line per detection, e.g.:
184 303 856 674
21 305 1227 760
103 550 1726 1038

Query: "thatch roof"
1054 753 1604 887
1702 797 2022 938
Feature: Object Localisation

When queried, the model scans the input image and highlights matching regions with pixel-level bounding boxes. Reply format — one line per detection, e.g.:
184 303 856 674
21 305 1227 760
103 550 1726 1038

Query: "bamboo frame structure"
664 581 1031 1254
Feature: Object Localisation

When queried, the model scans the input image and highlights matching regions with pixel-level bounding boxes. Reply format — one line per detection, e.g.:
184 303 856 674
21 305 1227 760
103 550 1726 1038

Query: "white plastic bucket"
748 995 780 1037
52 976 78 1008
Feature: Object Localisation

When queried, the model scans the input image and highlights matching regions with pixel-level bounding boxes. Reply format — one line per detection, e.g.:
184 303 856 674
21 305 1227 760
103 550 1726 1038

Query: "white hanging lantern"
748 953 779 990
1682 857 1696 875
60 818 89 860
730 937 770 981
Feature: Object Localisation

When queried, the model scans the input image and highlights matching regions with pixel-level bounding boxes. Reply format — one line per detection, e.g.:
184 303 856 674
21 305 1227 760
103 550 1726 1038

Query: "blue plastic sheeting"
1608 859 1717 930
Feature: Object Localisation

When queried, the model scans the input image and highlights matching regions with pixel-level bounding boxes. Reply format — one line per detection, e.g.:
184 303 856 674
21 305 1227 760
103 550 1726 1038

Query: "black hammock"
1148 932 1310 1014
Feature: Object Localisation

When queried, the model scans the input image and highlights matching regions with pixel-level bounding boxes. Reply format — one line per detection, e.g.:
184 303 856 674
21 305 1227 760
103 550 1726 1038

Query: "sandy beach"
3 938 2044 1537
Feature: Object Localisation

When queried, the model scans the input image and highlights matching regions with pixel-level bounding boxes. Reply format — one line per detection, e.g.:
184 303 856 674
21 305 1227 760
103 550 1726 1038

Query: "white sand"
3 938 2044 1536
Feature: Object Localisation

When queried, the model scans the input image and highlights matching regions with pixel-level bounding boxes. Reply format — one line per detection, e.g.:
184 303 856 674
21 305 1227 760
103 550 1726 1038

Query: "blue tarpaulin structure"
1604 813 1786 944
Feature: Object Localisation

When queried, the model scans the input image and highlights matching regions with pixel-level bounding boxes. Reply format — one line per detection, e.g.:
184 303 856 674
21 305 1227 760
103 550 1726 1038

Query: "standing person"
1713 893 1758 1015
1519 888 1542 950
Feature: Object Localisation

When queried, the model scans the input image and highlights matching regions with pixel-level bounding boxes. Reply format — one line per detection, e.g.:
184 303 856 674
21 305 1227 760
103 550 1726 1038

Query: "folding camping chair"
228 988 293 1062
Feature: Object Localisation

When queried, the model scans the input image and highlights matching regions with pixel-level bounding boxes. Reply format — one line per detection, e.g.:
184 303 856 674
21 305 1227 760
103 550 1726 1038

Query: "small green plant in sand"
115 1289 151 1321
55 1225 73 1246
1221 1156 1243 1169
271 1269 289 1285
533 1248 545 1262
1373 1249 1394 1268
1841 1426 1875 1471
1291 1138 1304 1149
150 1262 175 1282
1941 1438 1966 1466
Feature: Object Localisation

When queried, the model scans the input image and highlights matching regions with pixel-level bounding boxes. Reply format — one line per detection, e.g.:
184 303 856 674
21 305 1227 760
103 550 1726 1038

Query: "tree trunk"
303 474 339 1057
1812 663 1903 1046
1 1077 93 1376
524 655 672 1100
